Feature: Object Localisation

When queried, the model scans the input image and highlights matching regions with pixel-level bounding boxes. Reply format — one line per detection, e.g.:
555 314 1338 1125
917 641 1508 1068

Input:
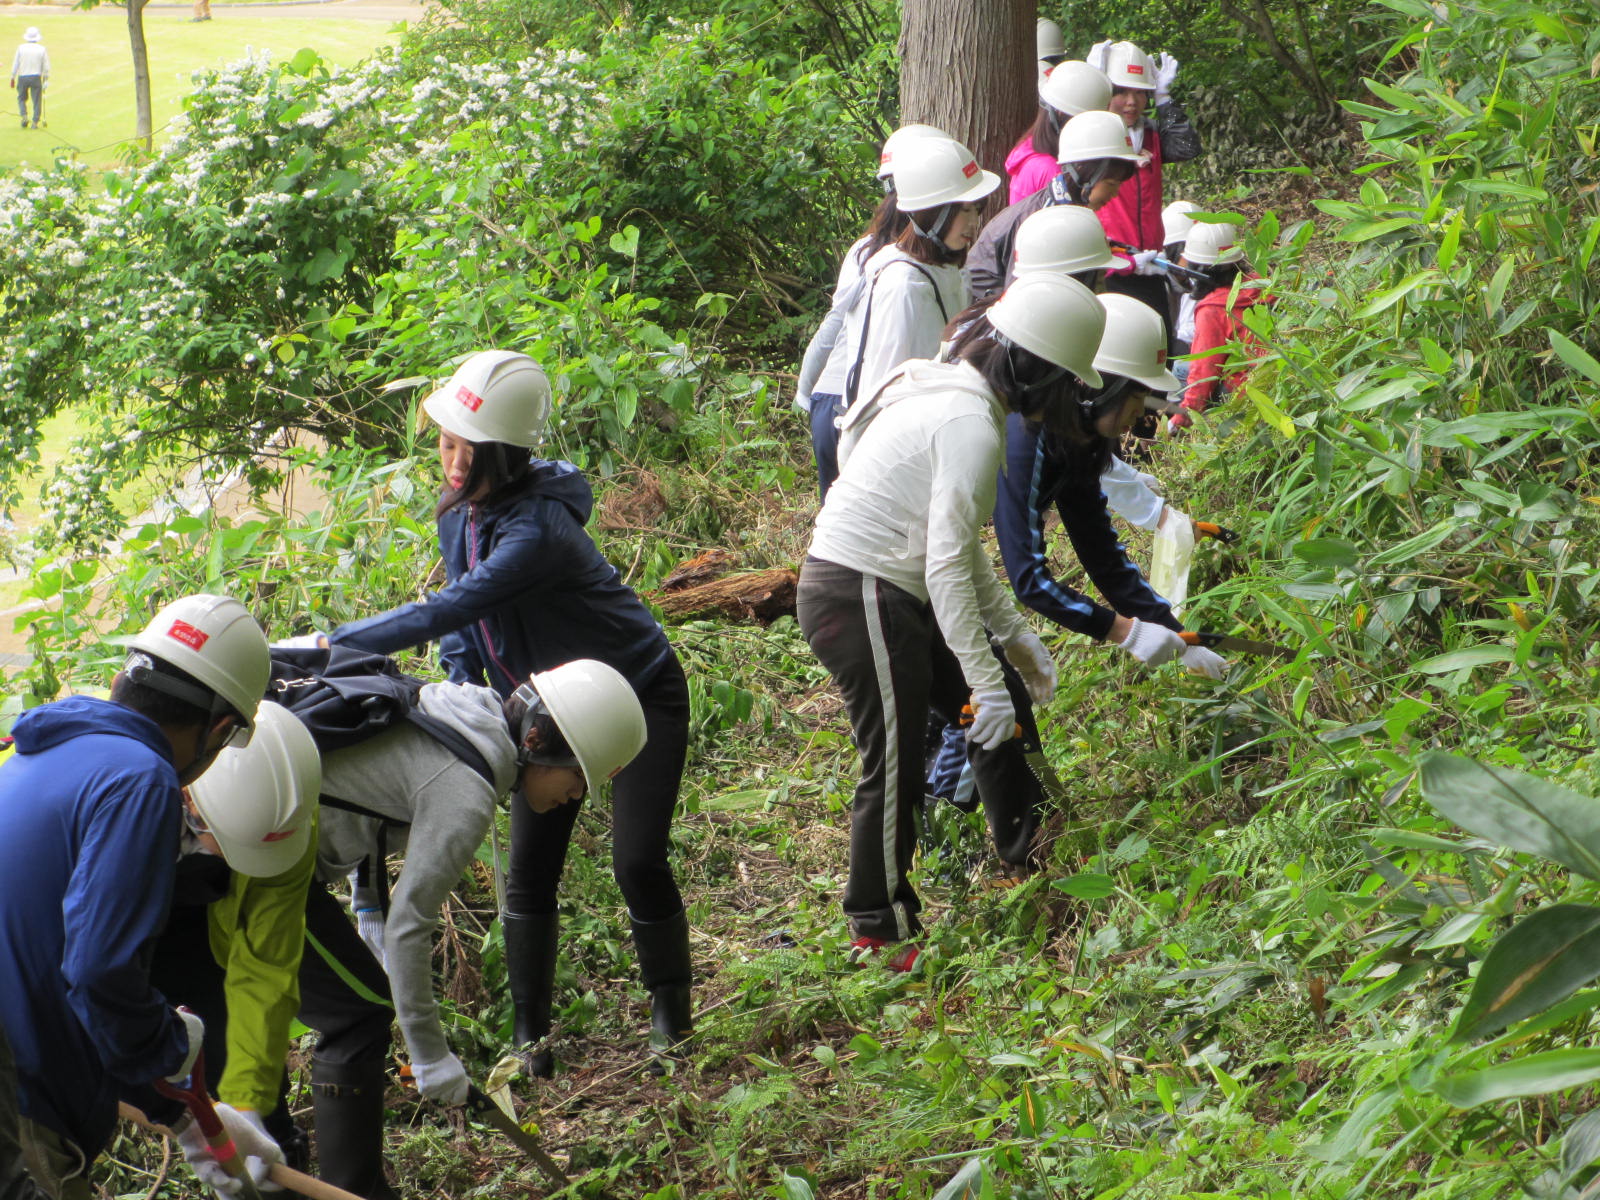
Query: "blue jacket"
993 415 1182 639
0 697 189 1154
331 458 674 697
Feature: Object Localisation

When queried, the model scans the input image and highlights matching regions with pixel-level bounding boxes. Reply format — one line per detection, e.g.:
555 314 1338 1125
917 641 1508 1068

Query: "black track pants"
505 655 690 923
299 883 394 1067
798 558 984 941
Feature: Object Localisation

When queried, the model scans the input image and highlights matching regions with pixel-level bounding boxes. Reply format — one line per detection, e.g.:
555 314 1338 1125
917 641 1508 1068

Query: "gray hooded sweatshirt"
316 682 517 1067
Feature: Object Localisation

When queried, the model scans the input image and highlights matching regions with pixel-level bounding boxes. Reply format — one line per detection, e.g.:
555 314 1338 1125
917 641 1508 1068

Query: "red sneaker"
848 937 920 972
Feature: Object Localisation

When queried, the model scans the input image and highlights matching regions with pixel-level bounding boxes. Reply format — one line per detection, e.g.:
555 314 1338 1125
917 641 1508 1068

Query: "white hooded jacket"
810 359 1030 695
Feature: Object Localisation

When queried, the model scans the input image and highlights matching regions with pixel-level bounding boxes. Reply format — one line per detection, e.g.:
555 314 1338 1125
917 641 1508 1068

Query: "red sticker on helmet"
166 620 210 651
456 384 485 412
880 150 892 165
262 828 298 842
962 160 979 178
1219 244 1235 254
1156 349 1167 364
1127 63 1145 75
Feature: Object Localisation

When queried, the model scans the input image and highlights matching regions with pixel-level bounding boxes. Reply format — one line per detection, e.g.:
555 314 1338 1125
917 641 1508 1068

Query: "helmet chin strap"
993 333 1070 398
909 203 958 251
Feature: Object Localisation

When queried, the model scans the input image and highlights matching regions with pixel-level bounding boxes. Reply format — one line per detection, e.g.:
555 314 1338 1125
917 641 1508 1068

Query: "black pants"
798 559 1036 940
505 654 690 923
15 78 40 125
149 881 393 1108
0 1025 50 1200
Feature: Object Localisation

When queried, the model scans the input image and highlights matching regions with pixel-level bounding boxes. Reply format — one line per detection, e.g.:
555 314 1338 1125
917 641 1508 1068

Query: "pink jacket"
1004 132 1057 206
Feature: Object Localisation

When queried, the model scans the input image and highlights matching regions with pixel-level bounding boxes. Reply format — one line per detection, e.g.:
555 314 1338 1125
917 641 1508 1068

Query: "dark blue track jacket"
993 414 1182 639
0 697 189 1154
331 458 673 697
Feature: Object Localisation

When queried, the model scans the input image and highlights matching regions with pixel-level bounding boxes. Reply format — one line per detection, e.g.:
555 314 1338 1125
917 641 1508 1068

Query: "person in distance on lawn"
9 29 48 131
0 595 273 1200
325 350 695 1077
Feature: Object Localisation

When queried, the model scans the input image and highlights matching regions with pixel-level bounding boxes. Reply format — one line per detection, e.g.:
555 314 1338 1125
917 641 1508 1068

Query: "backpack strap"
405 711 496 787
843 259 950 411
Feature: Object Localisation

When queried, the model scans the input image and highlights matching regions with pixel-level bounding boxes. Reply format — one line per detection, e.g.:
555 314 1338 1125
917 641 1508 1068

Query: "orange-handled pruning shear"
1193 521 1239 544
958 704 1068 800
1180 630 1293 660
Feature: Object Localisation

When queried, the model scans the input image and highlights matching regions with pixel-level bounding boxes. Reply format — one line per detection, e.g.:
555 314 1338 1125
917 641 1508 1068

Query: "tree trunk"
127 0 152 150
899 0 1035 215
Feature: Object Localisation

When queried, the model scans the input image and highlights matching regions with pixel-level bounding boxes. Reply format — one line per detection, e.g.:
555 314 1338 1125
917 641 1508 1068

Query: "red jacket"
1181 277 1271 413
1096 124 1165 273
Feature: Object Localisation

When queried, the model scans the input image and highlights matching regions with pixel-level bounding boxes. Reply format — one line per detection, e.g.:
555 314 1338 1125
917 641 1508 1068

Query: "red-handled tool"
1180 630 1293 660
153 1049 264 1200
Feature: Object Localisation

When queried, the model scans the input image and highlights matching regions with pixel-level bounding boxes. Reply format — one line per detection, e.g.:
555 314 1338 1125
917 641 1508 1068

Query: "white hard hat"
1012 205 1118 277
878 123 953 181
989 273 1105 388
1037 18 1066 61
128 595 270 737
1162 200 1199 246
1056 110 1142 165
23 28 40 43
421 350 552 448
512 660 646 794
892 137 1000 212
187 702 320 878
1102 41 1156 90
1039 61 1112 118
1185 222 1245 265
1094 294 1179 393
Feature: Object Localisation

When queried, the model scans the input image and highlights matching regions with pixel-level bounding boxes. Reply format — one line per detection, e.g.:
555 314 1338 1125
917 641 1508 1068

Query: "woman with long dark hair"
808 135 999 500
798 273 1116 969
328 350 694 1077
796 123 952 498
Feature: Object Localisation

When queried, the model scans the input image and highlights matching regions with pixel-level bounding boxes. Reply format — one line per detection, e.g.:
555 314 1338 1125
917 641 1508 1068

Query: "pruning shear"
1194 521 1240 544
153 1048 264 1200
1180 630 1294 660
959 704 1069 801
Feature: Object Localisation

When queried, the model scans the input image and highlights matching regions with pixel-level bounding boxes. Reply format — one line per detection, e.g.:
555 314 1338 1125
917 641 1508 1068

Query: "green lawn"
0 6 409 170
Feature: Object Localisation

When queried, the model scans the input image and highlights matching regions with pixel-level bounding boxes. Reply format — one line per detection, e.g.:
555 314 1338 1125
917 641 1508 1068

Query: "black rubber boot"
631 909 694 1073
502 910 560 1078
309 1057 399 1200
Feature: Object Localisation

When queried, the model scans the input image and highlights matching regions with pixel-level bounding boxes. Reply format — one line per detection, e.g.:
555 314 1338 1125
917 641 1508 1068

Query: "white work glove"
1086 39 1113 71
1131 249 1162 276
355 909 387 968
175 1103 285 1196
272 632 326 650
412 1052 471 1106
1002 631 1058 705
965 687 1017 751
1135 468 1162 493
1181 644 1228 680
1154 52 1180 103
1117 618 1187 668
165 1008 206 1083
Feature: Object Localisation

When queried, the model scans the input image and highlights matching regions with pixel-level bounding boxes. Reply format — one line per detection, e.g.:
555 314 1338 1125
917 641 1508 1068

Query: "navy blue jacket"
331 459 674 697
0 697 189 1154
993 414 1182 639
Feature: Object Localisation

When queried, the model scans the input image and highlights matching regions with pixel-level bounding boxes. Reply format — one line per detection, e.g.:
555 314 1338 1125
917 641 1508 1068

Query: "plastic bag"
1149 507 1194 613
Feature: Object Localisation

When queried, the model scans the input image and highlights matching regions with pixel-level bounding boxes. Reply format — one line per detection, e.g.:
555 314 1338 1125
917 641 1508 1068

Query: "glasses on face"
182 798 210 839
